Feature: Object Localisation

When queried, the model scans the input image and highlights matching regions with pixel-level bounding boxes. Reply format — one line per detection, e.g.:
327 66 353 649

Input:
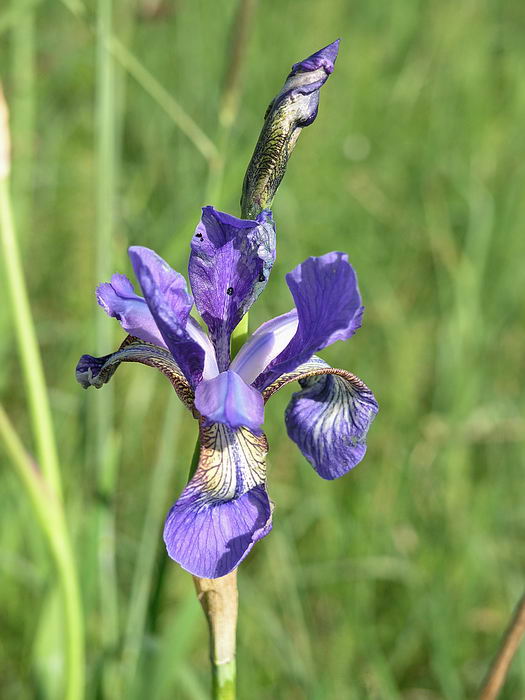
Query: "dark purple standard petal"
164 422 271 578
128 246 207 387
285 369 378 480
188 207 276 371
255 252 364 389
96 273 167 347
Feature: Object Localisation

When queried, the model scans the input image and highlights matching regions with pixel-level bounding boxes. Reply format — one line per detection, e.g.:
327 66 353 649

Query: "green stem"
10 0 35 234
213 659 236 700
0 93 84 700
194 573 238 700
0 408 85 700
108 35 218 165
0 161 62 502
94 0 120 691
204 0 258 206
122 396 184 690
60 0 218 165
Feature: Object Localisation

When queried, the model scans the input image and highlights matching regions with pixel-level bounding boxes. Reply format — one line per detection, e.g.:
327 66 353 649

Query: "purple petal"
285 369 378 479
96 273 167 348
188 207 276 371
272 39 340 129
230 310 298 384
194 370 264 433
164 422 271 577
255 253 364 389
129 246 215 386
164 484 271 578
291 39 340 76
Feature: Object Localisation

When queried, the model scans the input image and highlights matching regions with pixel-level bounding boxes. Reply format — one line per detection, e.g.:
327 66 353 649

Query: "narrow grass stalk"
10 0 35 233
0 0 40 36
0 405 85 700
94 0 120 687
60 0 218 164
122 396 184 690
479 592 525 700
204 0 258 205
0 89 62 501
0 89 84 699
108 36 219 165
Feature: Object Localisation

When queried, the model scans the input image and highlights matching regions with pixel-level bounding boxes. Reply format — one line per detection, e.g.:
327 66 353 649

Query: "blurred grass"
1 0 525 697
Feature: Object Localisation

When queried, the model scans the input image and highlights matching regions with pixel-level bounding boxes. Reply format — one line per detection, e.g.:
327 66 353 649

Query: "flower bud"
240 40 340 219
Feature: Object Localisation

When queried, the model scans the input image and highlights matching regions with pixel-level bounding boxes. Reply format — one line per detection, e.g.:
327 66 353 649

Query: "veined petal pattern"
264 356 378 479
163 421 272 578
76 336 194 410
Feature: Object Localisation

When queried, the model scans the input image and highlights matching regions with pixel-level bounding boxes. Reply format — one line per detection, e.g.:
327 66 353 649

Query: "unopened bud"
241 40 340 219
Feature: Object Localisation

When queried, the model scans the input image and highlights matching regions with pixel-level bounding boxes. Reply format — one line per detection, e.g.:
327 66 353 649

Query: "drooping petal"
129 246 217 386
194 370 264 433
263 356 378 479
254 252 364 390
230 310 298 384
96 273 167 348
188 207 276 370
164 421 272 578
76 336 194 409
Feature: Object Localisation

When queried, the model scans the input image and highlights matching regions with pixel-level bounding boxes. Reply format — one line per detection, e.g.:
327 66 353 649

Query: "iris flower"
76 207 378 578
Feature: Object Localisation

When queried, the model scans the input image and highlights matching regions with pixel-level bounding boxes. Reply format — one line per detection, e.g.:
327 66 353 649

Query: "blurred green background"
1 0 525 698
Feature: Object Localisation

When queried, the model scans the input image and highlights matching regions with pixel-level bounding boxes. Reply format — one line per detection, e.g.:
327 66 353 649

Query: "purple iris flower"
77 206 378 578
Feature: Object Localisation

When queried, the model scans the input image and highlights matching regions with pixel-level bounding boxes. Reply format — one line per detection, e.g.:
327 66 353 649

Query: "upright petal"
194 370 264 433
76 336 194 410
254 252 363 389
188 207 276 370
164 421 272 578
230 310 298 385
264 356 378 480
129 246 216 386
96 273 167 348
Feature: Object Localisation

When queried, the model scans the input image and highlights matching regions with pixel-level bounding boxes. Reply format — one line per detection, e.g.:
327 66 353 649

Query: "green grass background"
1 0 525 697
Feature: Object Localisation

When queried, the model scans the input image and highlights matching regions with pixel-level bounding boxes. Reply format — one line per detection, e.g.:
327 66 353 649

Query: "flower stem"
204 0 258 207
94 4 120 688
193 572 238 700
0 405 85 700
0 87 62 502
0 86 84 700
10 0 35 235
